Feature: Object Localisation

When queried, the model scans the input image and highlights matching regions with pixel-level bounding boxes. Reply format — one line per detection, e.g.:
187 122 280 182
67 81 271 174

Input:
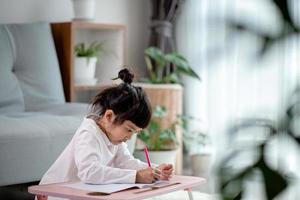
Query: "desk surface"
28 175 206 200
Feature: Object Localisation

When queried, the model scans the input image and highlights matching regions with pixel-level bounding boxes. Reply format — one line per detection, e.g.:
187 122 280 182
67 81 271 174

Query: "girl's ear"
103 109 116 123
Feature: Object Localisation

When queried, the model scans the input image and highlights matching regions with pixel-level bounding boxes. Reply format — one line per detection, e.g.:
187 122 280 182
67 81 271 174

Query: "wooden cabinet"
51 21 126 102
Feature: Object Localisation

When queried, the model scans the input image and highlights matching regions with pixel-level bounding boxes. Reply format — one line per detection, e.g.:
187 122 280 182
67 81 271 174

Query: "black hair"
89 68 152 128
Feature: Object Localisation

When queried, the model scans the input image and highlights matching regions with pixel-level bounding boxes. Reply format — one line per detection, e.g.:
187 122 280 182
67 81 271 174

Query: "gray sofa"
0 22 89 186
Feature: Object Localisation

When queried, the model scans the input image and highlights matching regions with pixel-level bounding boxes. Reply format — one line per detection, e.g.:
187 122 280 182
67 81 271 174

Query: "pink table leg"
184 188 194 200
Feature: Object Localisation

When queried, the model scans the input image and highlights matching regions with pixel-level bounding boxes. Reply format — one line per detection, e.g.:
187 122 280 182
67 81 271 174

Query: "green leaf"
176 66 201 80
145 47 163 59
162 73 180 84
145 47 167 69
159 130 171 140
137 129 150 146
153 106 167 118
138 106 179 150
145 56 158 82
164 129 177 142
74 41 105 62
170 52 188 62
149 121 159 134
165 52 201 81
144 47 201 83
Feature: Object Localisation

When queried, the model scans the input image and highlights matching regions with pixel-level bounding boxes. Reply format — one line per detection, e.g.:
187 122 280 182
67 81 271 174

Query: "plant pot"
134 149 178 167
190 154 210 177
72 0 96 21
74 57 97 85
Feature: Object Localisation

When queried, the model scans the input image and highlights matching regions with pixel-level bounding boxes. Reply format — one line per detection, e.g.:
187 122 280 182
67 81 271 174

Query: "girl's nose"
124 136 131 142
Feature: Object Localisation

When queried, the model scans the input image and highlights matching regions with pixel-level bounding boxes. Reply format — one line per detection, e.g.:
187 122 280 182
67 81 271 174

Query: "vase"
74 57 97 85
190 154 210 177
72 0 96 21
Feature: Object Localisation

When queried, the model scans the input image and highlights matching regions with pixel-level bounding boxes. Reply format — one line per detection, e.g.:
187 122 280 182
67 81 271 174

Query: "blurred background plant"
217 88 300 200
137 106 179 151
216 0 300 199
225 0 300 59
143 47 201 84
180 115 211 177
74 40 105 62
181 115 209 155
73 40 106 86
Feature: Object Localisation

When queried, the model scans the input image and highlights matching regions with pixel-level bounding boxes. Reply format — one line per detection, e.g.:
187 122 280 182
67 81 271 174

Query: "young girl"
38 68 173 199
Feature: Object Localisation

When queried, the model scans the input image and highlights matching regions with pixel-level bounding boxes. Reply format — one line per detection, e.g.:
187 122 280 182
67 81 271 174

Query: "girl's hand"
155 164 174 180
136 167 155 183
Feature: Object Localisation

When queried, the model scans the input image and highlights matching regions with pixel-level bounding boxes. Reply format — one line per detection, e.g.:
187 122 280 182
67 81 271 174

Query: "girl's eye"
125 126 140 134
127 128 133 132
127 129 139 134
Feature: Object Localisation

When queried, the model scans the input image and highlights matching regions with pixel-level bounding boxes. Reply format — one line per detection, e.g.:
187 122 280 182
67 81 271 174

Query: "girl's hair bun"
118 68 134 84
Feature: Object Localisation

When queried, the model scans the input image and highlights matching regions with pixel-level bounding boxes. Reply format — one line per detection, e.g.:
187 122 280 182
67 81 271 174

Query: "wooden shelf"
71 21 126 30
51 21 126 102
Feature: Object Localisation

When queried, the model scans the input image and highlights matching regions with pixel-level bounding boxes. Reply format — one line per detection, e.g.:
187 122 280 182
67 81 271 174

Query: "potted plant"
134 47 201 174
143 47 201 84
181 116 211 177
74 41 105 85
134 106 179 166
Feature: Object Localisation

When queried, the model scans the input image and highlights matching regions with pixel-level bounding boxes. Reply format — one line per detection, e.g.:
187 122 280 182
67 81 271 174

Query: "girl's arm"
114 143 157 170
74 131 136 184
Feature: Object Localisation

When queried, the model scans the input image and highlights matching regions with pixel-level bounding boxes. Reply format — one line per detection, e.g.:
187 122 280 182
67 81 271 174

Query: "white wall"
0 0 150 78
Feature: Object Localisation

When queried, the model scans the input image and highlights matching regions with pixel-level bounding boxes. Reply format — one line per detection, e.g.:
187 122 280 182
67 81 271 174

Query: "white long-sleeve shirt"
39 117 149 200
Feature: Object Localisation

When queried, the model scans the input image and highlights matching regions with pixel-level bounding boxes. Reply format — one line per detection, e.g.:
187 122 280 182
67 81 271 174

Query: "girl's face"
98 110 142 145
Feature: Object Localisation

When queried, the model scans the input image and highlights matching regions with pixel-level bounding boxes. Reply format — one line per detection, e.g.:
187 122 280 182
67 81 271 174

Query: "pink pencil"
144 146 151 167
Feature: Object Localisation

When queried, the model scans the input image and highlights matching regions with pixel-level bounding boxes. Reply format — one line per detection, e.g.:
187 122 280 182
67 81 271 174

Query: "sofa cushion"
0 113 82 186
6 22 65 111
28 103 138 154
29 102 89 116
0 26 24 113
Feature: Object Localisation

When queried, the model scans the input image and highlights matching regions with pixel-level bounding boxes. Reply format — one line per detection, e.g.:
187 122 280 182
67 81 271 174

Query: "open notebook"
63 180 176 194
